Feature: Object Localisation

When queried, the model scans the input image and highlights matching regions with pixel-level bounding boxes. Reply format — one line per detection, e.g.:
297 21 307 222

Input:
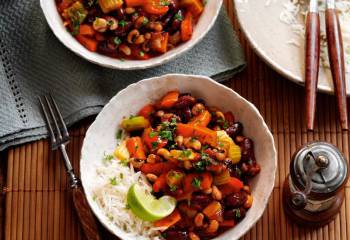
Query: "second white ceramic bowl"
40 1 222 70
80 74 277 240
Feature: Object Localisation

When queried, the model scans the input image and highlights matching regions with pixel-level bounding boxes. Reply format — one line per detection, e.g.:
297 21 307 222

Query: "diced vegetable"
125 0 145 6
189 110 211 127
228 142 241 164
142 128 168 151
181 12 193 42
143 0 169 15
121 116 150 132
114 140 130 160
180 0 204 17
58 0 73 12
126 137 146 160
66 2 87 32
151 32 169 53
218 177 244 196
153 173 168 192
213 169 231 185
176 123 218 147
183 172 212 192
217 130 241 164
158 91 180 109
203 201 222 219
166 170 185 187
98 0 124 13
169 149 198 161
153 209 181 229
141 162 177 176
125 0 169 15
75 35 98 52
79 24 95 37
138 104 155 119
220 220 235 228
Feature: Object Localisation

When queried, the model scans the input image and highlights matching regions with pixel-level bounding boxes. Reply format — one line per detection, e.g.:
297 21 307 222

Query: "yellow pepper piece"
228 143 241 164
98 0 123 13
170 149 197 161
114 140 130 161
217 130 241 164
121 116 150 132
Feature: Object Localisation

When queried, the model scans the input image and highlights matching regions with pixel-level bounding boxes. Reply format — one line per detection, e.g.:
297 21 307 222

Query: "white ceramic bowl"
80 74 277 240
234 0 350 95
40 1 222 70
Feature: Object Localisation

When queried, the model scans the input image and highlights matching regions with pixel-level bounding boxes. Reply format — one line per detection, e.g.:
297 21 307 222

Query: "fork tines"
39 95 70 149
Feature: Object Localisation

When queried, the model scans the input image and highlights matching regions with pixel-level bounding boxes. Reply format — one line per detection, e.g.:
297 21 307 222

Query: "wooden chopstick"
325 0 348 130
305 0 320 130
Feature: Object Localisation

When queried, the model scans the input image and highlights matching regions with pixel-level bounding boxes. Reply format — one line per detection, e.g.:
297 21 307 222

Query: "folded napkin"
0 1 245 151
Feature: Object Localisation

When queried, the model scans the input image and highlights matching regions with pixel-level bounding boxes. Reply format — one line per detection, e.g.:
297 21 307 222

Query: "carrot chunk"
154 209 181 229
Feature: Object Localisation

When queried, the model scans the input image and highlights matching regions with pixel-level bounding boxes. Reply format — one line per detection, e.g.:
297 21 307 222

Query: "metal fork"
39 95 101 240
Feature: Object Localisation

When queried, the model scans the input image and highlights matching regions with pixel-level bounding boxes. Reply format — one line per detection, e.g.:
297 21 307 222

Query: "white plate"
40 1 222 70
80 74 277 240
234 0 350 95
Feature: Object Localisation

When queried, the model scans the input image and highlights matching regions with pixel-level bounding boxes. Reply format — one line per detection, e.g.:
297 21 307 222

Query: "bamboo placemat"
1 1 350 239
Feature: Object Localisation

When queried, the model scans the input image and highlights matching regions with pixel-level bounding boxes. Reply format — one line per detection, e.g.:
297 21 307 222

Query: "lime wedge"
127 184 176 222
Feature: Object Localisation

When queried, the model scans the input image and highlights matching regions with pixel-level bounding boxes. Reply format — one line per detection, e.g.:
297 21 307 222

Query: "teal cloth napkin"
0 1 245 151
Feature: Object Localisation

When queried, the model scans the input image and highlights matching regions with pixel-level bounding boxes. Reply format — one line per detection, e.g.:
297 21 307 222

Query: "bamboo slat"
1 2 350 240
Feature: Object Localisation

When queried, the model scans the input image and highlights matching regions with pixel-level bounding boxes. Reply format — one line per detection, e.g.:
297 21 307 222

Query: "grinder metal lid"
291 142 348 195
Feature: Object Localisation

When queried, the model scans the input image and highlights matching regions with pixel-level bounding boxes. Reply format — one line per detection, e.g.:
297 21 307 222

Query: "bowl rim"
80 74 277 240
232 0 349 96
39 0 223 70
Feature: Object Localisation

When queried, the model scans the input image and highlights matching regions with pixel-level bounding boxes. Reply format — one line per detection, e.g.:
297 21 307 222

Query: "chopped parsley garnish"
169 185 178 192
194 159 210 172
139 51 145 57
235 209 241 218
151 141 159 149
110 177 117 186
142 17 149 25
160 0 171 6
159 130 173 141
119 159 129 166
202 145 209 150
116 129 123 140
120 173 124 179
192 177 201 188
222 121 229 129
149 131 157 138
103 153 114 163
114 37 122 46
181 150 192 158
119 20 126 27
174 13 183 21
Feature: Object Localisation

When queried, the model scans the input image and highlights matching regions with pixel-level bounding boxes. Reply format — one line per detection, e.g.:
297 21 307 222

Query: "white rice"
93 158 163 240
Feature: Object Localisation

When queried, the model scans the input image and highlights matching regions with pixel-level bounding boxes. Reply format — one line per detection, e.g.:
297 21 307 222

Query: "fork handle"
325 8 348 130
305 11 320 130
72 184 101 240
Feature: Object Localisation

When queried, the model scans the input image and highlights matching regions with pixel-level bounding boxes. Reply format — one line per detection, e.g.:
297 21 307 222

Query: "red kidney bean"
164 230 188 240
191 194 212 210
97 41 117 55
224 191 247 208
225 122 243 138
177 107 192 123
240 138 254 161
173 95 196 109
114 21 132 37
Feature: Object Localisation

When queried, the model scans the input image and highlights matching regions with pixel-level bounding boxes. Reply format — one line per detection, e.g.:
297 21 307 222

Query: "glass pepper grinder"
283 141 349 227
